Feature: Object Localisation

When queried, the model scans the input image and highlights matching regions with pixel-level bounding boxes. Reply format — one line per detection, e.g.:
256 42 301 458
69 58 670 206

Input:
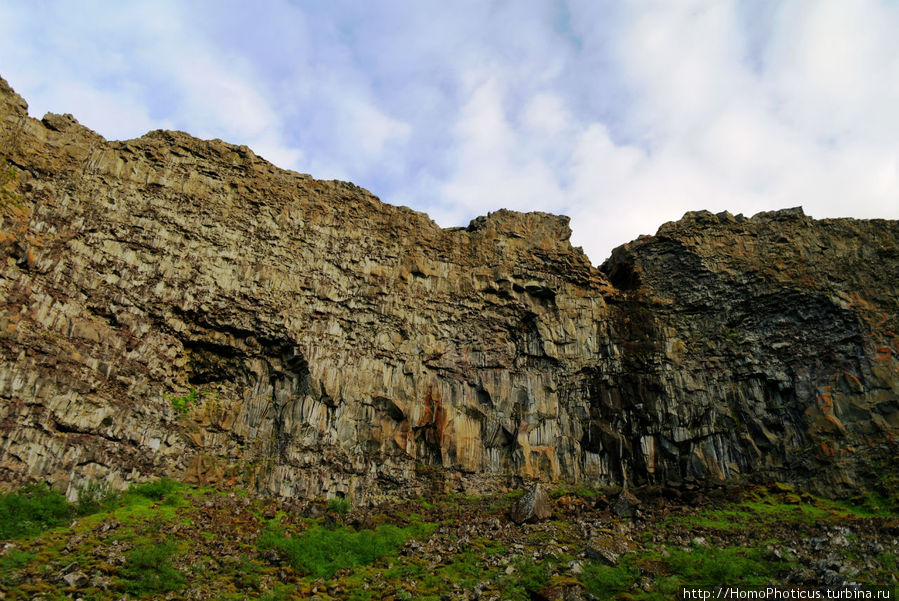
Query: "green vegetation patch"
119 541 186 596
0 476 184 541
837 490 898 517
126 476 180 502
498 556 553 600
0 549 36 587
0 483 72 539
662 484 894 535
73 480 117 516
168 387 200 414
0 158 21 207
582 560 638 598
326 496 351 516
0 479 893 600
583 545 782 600
258 518 436 579
662 545 773 587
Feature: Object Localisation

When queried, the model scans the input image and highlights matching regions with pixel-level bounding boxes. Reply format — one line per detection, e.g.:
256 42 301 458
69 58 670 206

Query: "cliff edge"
1 77 896 502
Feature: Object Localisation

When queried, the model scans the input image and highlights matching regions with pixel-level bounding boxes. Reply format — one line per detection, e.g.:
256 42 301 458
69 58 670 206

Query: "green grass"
662 484 890 534
0 483 72 539
126 477 179 502
581 545 781 600
0 479 893 600
662 545 772 586
219 555 264 591
326 496 351 516
0 549 36 586
73 480 117 516
836 490 897 517
668 501 827 531
347 536 512 601
438 548 484 589
255 585 295 601
257 518 436 579
0 477 185 542
411 496 436 510
582 561 637 598
168 387 200 414
119 541 186 596
876 552 897 573
66 477 187 538
497 556 553 600
0 159 21 207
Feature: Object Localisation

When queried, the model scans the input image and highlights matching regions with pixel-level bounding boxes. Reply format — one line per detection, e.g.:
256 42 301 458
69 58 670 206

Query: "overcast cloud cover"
1 0 897 263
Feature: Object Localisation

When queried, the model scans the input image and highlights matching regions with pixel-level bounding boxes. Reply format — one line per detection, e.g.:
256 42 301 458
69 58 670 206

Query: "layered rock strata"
1 77 896 502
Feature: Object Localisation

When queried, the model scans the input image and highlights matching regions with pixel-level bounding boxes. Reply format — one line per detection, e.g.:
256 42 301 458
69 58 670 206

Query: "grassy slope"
0 480 896 600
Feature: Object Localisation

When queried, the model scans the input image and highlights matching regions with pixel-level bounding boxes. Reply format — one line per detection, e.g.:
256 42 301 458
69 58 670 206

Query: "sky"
1 0 897 264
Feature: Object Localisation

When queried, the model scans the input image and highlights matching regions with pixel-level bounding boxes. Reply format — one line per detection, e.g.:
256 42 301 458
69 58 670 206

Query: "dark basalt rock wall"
599 209 899 495
0 76 896 502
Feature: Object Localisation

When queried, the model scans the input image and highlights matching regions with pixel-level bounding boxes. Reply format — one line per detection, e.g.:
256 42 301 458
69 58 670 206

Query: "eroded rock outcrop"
0 76 896 502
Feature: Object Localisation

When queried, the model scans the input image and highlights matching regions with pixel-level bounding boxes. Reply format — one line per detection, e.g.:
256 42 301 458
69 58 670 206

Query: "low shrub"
327 497 351 516
119 541 185 595
220 555 263 591
582 545 774 598
499 556 553 599
0 549 35 586
0 483 71 539
582 561 637 598
258 519 435 579
74 479 117 515
128 477 178 502
664 545 770 586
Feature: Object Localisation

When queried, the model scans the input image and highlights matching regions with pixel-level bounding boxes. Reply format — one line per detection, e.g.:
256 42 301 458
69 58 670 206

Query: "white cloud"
0 1 303 169
560 0 899 260
766 0 899 142
522 93 569 137
336 98 412 167
35 81 166 140
1 0 897 264
439 76 566 223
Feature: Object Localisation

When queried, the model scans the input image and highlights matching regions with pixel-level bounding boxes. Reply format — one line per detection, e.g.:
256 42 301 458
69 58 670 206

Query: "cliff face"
1 77 896 502
600 210 899 494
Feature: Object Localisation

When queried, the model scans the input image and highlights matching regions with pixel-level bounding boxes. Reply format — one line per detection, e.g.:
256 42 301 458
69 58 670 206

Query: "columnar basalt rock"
600 209 899 495
0 77 896 502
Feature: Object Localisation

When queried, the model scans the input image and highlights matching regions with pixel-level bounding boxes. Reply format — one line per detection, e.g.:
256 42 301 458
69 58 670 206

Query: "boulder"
610 489 642 518
510 483 552 524
61 571 89 588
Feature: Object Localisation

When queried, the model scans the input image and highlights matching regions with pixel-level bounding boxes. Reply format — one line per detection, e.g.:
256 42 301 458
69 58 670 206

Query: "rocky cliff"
1 77 897 503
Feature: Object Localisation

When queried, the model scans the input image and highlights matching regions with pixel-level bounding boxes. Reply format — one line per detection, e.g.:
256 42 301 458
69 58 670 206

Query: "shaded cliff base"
1 478 897 600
